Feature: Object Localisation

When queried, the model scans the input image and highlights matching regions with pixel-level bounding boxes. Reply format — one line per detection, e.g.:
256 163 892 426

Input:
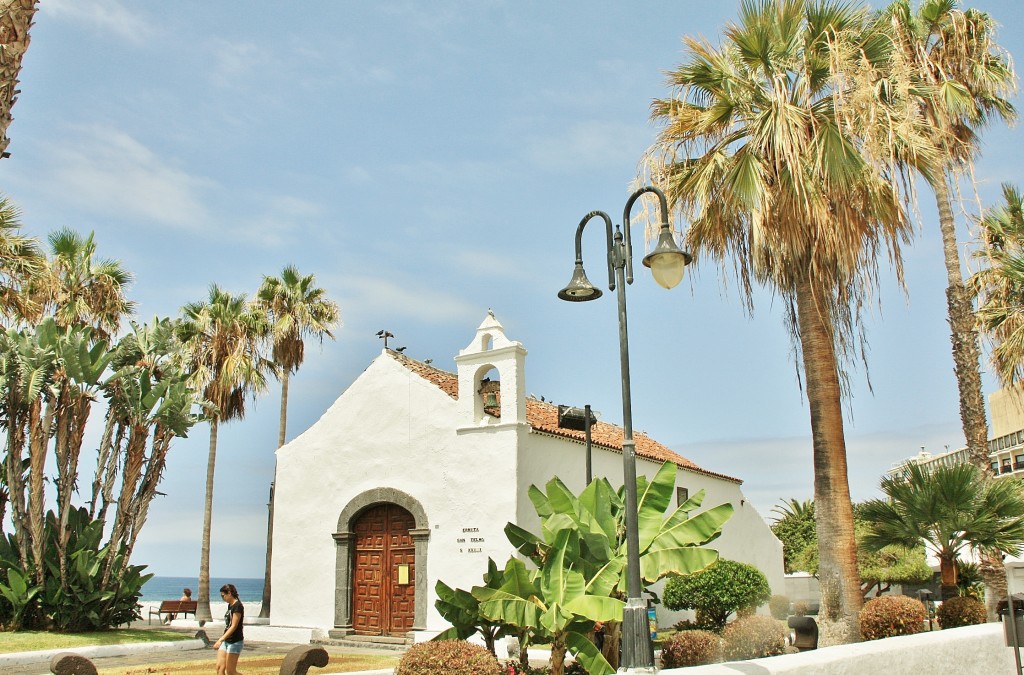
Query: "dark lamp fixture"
642 227 692 289
557 263 602 302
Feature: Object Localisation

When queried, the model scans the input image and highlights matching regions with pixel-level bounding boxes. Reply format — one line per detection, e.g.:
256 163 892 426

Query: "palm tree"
770 498 814 524
177 285 270 622
0 1 39 159
648 0 925 640
0 195 43 325
861 462 1024 599
254 265 339 617
34 228 136 340
972 183 1024 385
883 0 1016 471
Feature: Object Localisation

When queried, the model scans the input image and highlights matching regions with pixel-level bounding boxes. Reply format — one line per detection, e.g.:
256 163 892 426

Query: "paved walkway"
0 623 400 675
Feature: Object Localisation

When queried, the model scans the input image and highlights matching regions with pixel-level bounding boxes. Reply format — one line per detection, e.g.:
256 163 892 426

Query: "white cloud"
42 0 154 44
208 38 269 87
331 274 477 325
232 195 326 249
45 125 214 229
524 120 650 172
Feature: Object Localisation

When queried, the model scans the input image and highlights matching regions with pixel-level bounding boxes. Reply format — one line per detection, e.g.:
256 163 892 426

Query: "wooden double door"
352 503 416 635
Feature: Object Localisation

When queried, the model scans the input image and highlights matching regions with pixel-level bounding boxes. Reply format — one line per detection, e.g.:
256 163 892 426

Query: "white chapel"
269 312 783 639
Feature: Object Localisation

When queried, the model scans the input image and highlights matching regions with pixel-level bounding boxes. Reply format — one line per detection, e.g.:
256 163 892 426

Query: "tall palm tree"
0 1 39 159
884 0 1016 470
648 0 926 640
972 183 1024 385
177 285 269 622
861 462 1024 599
34 228 136 340
254 265 339 617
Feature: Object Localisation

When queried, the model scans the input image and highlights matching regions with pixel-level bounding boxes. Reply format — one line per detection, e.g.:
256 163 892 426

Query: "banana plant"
477 530 625 675
434 557 514 655
506 461 734 589
503 461 733 668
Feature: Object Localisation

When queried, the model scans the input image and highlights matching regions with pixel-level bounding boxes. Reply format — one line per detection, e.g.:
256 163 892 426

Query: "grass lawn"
0 630 192 654
94 652 402 674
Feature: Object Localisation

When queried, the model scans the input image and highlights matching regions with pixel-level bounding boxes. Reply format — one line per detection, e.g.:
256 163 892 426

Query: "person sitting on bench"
167 588 192 623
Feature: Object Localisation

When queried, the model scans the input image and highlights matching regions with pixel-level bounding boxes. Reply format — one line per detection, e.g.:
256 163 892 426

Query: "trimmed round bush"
937 596 987 628
396 640 501 675
859 595 927 641
769 595 791 620
664 559 773 629
660 629 722 668
721 615 787 660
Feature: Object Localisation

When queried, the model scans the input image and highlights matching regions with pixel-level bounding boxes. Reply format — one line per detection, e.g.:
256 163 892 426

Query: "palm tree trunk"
934 177 1004 614
0 0 38 159
196 417 219 624
934 177 989 467
259 370 289 619
795 276 862 642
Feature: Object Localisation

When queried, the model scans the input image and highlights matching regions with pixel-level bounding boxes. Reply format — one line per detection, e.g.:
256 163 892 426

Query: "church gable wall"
271 354 520 632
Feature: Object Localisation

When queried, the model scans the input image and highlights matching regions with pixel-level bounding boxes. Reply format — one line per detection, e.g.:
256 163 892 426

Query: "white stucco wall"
271 354 520 631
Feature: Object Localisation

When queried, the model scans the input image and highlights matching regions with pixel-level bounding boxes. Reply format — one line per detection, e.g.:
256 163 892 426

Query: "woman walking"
214 583 245 675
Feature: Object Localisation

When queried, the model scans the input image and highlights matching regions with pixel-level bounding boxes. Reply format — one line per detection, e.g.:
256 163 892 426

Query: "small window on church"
677 487 689 506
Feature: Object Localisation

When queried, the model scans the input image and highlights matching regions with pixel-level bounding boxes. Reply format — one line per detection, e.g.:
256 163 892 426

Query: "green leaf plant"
435 461 733 674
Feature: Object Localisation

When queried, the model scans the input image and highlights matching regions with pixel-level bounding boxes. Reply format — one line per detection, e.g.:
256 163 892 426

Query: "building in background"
889 386 1024 480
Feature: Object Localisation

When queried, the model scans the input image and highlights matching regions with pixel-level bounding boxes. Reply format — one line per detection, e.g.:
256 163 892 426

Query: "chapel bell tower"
454 310 527 429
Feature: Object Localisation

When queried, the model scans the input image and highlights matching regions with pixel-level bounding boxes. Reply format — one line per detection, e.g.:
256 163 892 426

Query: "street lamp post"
558 404 600 484
557 185 690 672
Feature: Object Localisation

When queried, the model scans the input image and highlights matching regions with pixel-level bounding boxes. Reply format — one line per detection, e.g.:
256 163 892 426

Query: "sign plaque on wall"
457 526 484 553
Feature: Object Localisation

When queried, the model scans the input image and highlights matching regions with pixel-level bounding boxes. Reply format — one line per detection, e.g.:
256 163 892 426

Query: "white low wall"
665 623 1018 674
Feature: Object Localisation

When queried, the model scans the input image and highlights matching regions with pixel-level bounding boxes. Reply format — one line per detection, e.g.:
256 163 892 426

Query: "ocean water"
141 576 264 603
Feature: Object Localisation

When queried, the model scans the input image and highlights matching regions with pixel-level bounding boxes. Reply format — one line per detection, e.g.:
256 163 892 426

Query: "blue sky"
2 0 1023 578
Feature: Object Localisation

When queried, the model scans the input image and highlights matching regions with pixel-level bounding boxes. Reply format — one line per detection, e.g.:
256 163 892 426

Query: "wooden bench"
148 600 198 624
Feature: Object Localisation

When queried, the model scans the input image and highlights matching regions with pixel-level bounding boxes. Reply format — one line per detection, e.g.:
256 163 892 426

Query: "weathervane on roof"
376 329 394 348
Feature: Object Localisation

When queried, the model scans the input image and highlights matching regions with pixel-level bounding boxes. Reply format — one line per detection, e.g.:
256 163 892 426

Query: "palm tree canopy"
861 462 1024 561
647 0 924 379
34 228 136 340
177 284 270 422
0 195 43 324
256 264 340 375
884 0 1016 169
972 183 1024 385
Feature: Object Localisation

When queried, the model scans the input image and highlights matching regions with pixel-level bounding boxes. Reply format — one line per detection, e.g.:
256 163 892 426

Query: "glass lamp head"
642 228 692 289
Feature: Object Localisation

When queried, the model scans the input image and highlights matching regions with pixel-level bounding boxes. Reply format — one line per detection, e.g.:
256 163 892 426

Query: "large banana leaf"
635 461 677 551
578 478 620 541
566 630 615 675
657 503 734 547
478 589 542 628
641 546 721 581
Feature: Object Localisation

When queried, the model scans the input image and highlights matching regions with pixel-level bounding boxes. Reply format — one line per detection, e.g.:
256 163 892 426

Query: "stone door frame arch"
331 488 430 637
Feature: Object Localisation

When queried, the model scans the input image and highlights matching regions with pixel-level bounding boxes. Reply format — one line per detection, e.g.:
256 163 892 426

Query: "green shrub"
937 596 987 628
769 595 791 620
721 615 787 660
660 629 721 668
859 595 926 641
396 640 501 675
0 508 150 631
664 559 772 630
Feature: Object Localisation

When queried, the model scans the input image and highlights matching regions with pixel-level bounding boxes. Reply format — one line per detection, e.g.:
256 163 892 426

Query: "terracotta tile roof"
388 350 741 484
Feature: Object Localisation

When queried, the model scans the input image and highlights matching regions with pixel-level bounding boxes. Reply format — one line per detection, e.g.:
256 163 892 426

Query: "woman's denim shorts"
220 640 244 654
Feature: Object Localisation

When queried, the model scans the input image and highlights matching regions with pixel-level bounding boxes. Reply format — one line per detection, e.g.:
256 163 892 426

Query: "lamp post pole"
558 185 690 672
